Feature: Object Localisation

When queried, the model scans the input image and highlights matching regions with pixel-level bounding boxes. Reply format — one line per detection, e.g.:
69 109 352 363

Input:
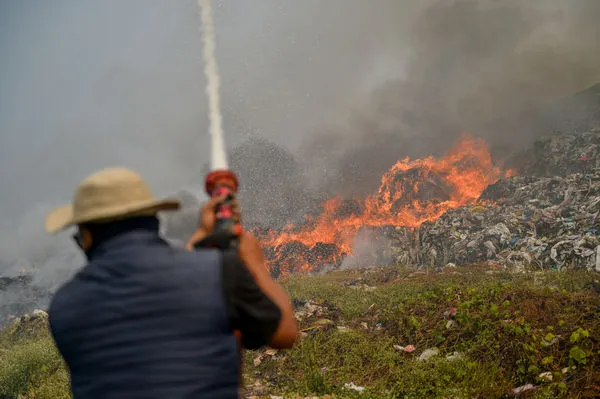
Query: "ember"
260 134 512 276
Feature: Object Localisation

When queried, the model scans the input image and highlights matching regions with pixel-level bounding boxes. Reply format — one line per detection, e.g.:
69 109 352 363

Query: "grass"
245 266 600 398
0 313 70 399
1 266 599 398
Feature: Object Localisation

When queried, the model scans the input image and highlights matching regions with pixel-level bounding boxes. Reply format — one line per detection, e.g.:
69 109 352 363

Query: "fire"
260 134 512 276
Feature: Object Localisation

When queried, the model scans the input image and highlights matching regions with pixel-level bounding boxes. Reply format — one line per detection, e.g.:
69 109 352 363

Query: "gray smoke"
300 0 600 195
0 0 599 316
340 228 391 270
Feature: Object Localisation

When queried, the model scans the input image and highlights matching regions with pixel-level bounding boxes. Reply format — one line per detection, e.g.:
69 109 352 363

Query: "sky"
0 0 413 239
1 0 599 272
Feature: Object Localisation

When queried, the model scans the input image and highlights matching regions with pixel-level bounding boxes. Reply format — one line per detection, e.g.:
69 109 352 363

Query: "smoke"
301 0 600 195
340 228 393 270
0 0 599 316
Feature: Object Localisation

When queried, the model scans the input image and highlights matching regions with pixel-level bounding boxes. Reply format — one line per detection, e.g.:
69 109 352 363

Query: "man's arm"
236 233 298 349
187 196 298 349
223 254 281 349
222 239 297 349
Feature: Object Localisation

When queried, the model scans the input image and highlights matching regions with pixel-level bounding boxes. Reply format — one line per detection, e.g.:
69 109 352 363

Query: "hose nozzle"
205 169 239 194
192 169 242 250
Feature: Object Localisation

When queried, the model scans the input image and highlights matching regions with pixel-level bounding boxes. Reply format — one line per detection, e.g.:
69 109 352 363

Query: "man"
46 167 298 398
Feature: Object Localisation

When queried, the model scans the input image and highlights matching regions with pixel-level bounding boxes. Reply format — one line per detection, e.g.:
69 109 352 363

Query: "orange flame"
260 134 512 275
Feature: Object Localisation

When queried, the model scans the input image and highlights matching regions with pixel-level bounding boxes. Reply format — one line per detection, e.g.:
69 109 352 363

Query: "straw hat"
45 167 181 233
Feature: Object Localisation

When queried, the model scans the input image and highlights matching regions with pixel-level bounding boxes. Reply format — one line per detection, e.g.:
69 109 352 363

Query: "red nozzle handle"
193 169 242 250
205 169 239 194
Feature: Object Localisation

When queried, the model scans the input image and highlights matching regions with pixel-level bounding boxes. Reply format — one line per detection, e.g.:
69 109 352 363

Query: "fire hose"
187 0 245 386
187 0 242 252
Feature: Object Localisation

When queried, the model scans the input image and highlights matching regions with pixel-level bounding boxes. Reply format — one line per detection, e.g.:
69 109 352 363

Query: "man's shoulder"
166 245 223 266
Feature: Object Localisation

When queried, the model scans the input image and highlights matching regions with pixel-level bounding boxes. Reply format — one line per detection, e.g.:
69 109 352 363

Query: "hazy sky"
0 1 412 237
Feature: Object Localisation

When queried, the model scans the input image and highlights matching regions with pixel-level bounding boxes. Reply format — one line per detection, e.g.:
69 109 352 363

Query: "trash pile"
515 129 600 177
390 168 600 271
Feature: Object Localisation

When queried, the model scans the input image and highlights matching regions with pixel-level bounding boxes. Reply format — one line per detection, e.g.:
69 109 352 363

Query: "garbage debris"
393 344 415 353
446 351 464 361
301 318 336 333
445 320 457 330
387 135 600 271
562 366 576 374
253 355 263 367
512 383 536 395
541 336 559 347
294 301 327 322
417 347 440 361
518 130 600 178
538 371 553 381
344 382 366 392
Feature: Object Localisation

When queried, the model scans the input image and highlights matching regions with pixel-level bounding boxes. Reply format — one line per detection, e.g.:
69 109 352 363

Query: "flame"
260 134 513 276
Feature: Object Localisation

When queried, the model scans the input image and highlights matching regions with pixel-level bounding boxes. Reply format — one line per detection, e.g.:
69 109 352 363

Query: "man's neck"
84 216 160 259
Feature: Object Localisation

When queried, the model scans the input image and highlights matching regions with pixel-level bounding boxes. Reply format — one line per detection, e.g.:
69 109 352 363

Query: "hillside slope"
1 266 599 398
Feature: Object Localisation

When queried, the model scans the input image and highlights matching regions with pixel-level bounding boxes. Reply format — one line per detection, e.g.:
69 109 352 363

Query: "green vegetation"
1 266 599 398
244 267 600 398
0 313 69 399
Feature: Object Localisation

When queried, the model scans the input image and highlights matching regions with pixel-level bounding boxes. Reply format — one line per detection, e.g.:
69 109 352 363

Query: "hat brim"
45 198 181 234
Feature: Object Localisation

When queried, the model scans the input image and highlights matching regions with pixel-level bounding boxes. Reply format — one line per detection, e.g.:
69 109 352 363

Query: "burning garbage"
258 130 600 275
259 135 511 276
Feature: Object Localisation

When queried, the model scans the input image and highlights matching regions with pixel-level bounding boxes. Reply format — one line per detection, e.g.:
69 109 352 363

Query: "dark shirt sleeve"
221 251 282 350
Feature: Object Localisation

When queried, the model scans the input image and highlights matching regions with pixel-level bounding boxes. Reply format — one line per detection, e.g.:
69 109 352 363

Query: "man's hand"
201 195 241 234
185 195 241 249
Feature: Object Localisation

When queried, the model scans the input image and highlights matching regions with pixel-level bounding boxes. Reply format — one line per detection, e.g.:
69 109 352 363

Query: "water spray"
190 0 242 250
